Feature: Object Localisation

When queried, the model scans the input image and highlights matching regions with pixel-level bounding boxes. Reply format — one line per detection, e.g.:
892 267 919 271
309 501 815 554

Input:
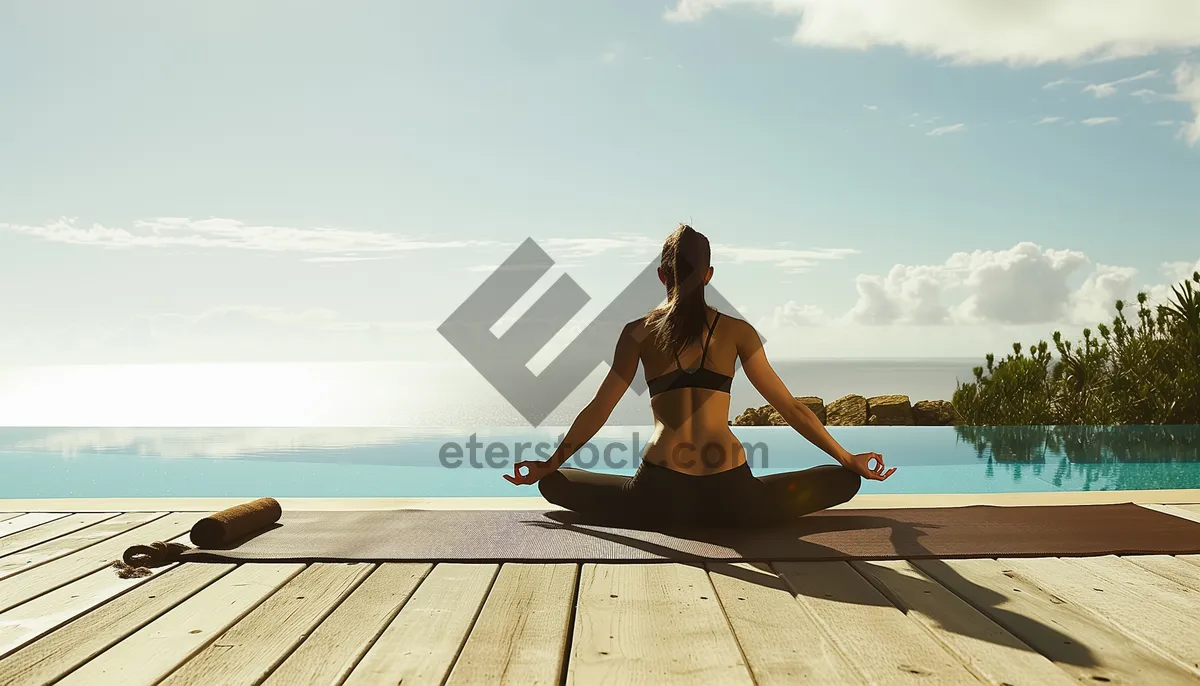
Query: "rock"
867 394 914 426
826 394 868 426
735 394 953 427
912 399 960 426
795 396 826 424
732 405 781 426
733 398 824 426
731 406 768 426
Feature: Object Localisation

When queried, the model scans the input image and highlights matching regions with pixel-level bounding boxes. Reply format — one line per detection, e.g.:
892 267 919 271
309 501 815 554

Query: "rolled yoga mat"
189 497 282 548
115 497 283 577
179 503 1200 563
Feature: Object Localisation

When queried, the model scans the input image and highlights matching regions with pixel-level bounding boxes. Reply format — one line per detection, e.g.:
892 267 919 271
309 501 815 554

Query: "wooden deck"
0 503 1199 685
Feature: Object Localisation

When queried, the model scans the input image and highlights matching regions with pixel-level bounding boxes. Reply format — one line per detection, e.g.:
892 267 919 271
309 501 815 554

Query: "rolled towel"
190 497 282 547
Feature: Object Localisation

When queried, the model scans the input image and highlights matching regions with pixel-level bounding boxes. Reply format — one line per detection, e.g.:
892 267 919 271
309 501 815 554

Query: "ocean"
0 358 979 427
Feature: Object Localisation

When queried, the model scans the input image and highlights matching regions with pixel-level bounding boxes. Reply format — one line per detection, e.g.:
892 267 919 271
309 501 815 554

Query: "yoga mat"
190 497 282 547
179 503 1200 562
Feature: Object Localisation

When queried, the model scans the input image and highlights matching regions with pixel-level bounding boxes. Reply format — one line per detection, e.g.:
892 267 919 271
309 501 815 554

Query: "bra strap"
699 312 721 368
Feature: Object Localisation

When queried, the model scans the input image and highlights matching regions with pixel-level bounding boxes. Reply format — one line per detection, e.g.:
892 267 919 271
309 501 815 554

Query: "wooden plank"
446 563 577 686
568 563 752 686
707 562 856 685
1069 555 1200 609
852 559 1076 685
1139 503 1200 525
1003 556 1200 674
0 533 194 657
0 563 233 685
0 514 23 523
262 563 431 686
0 513 119 558
913 557 1200 685
0 513 70 540
774 561 981 685
56 563 303 685
160 563 373 686
1123 554 1200 592
343 563 498 686
0 511 165 581
0 512 187 613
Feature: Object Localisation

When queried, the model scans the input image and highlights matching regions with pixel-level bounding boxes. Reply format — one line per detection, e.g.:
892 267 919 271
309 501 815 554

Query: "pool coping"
3 489 1200 511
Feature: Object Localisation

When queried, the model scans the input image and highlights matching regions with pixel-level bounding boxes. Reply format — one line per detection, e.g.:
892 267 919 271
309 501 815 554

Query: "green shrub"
954 272 1200 425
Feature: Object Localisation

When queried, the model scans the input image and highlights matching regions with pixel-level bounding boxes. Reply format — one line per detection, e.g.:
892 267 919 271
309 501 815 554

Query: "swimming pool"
2 425 1199 498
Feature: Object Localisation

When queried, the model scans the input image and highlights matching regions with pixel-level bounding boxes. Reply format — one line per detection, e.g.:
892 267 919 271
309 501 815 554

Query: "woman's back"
636 307 747 475
508 223 891 527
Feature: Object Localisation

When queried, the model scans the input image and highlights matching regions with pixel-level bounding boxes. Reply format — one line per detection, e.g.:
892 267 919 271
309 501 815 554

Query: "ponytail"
646 224 712 358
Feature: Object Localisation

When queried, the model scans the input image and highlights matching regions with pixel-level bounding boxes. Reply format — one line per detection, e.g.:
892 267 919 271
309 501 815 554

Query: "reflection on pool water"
2 425 1199 498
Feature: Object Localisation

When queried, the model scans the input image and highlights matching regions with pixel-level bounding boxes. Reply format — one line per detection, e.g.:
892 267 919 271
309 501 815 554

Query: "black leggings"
538 460 861 528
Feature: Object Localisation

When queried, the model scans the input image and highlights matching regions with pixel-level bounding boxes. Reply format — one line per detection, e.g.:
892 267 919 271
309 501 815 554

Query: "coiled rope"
112 541 193 579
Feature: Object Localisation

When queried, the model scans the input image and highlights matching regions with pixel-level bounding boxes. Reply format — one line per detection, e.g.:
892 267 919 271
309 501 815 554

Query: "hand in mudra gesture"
503 460 558 486
843 452 896 481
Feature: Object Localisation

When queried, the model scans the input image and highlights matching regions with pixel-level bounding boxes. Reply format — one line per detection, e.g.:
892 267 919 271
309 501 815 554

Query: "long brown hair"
645 224 712 358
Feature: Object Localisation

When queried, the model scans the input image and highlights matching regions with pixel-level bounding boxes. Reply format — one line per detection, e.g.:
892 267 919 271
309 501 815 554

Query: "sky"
2 0 1200 372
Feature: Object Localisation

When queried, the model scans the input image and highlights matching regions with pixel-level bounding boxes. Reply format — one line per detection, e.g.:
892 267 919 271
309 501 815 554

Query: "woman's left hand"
503 459 558 486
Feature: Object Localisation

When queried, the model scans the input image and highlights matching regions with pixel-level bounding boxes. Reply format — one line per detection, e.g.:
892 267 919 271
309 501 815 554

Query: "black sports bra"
646 312 734 397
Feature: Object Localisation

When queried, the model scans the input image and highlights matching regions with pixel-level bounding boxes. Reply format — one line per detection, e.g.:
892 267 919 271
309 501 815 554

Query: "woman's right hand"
842 452 896 481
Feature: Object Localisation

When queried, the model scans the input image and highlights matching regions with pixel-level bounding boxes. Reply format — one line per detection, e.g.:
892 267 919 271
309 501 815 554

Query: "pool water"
2 425 1199 498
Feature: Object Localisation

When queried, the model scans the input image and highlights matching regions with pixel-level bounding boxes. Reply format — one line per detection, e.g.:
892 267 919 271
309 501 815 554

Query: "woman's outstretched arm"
504 321 641 484
736 320 895 481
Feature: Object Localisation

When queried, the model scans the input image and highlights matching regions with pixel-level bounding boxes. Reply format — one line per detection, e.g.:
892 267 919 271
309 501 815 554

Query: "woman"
504 224 895 527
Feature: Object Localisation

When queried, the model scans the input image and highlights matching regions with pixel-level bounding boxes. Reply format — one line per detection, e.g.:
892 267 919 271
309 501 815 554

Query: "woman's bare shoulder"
715 312 763 351
623 317 652 343
716 311 753 335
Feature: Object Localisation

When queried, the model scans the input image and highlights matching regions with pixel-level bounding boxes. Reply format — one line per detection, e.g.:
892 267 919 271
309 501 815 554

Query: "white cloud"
927 123 967 136
951 244 1090 324
1082 69 1160 97
538 236 857 271
1156 119 1178 126
1131 88 1164 101
1145 259 1200 308
847 265 952 325
1165 258 1200 282
713 244 859 272
1081 116 1120 125
541 235 662 259
1 219 860 276
846 243 1095 326
831 248 1199 336
1036 116 1065 125
1043 77 1079 89
1173 62 1200 146
864 104 879 110
846 276 901 325
601 51 618 63
762 301 827 328
663 1 1200 65
0 217 494 257
1069 265 1137 325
